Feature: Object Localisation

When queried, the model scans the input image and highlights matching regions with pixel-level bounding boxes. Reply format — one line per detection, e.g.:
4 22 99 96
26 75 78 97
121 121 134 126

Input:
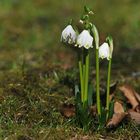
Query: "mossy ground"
0 0 140 139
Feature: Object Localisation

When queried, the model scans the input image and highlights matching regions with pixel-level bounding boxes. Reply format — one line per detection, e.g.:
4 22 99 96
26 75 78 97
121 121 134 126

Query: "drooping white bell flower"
61 25 77 44
76 30 93 49
99 42 110 60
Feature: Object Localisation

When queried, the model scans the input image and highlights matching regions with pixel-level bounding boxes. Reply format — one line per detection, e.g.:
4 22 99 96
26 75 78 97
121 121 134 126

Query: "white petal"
99 43 110 60
77 30 93 49
61 25 77 44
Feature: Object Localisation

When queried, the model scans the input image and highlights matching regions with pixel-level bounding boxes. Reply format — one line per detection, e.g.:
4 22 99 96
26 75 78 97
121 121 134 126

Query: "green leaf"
98 107 107 129
108 100 115 120
88 84 93 106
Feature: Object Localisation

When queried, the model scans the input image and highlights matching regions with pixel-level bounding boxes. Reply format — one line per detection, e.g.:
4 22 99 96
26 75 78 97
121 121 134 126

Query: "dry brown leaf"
107 113 126 128
60 103 75 118
114 101 124 114
128 110 140 125
107 101 126 128
134 92 140 103
119 85 139 111
135 105 140 113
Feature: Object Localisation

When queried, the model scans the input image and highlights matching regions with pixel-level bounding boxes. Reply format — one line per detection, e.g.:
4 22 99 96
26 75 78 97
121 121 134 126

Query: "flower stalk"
106 36 113 120
84 51 89 106
79 61 84 102
92 25 101 116
79 49 90 108
96 48 101 116
106 58 112 117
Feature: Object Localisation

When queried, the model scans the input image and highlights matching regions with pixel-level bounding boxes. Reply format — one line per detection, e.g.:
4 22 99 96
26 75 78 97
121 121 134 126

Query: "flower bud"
91 25 99 49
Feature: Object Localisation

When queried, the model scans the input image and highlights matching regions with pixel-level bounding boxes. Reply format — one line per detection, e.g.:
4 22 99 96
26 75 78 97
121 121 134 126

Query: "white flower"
99 42 110 60
61 25 77 44
76 30 93 49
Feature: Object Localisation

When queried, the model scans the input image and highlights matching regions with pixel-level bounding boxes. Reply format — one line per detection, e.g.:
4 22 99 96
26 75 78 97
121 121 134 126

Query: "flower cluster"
61 6 114 129
61 25 112 60
61 25 93 49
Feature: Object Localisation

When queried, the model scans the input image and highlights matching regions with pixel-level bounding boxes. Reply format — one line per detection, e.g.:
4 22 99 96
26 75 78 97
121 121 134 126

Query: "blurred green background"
0 0 140 48
0 0 140 70
0 0 140 69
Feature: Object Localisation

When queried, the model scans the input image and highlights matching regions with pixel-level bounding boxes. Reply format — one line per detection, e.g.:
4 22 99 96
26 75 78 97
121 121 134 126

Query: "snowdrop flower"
76 30 93 49
99 43 110 60
61 25 77 44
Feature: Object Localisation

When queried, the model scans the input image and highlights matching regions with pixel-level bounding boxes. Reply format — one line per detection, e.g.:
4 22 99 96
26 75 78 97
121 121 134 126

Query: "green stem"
79 49 89 108
106 58 112 120
96 49 101 116
79 61 84 102
84 51 89 106
83 64 86 105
